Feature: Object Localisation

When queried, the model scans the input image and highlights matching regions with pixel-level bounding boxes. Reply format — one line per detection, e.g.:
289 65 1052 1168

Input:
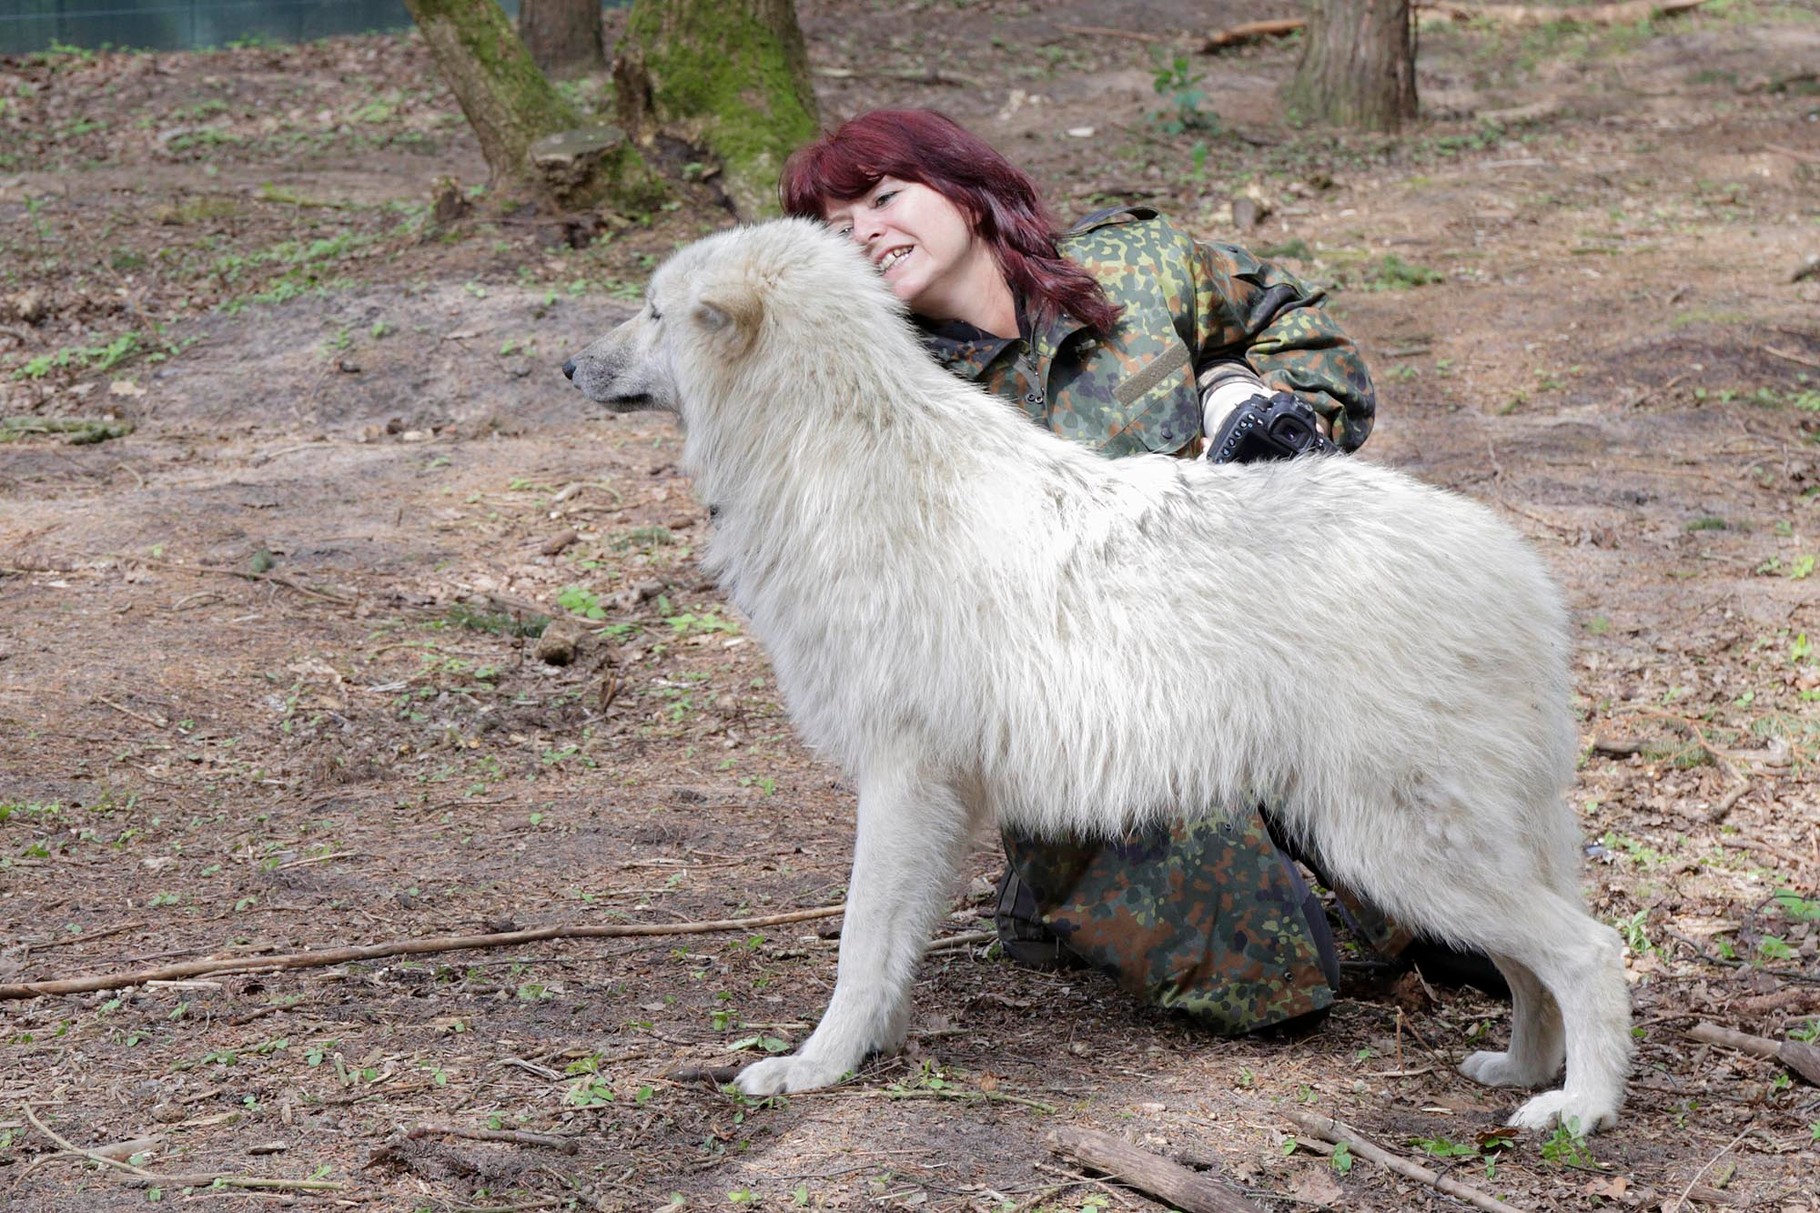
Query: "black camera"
1207 392 1337 465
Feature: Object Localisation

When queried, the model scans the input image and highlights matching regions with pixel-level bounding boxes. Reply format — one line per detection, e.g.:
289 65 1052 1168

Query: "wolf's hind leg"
1460 954 1565 1088
1463 893 1630 1133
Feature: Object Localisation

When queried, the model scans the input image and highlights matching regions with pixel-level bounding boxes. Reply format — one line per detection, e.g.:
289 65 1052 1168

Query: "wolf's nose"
561 359 576 381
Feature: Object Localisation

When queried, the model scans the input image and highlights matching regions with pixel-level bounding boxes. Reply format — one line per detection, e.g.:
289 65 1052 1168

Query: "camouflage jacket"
917 208 1375 458
926 210 1378 1034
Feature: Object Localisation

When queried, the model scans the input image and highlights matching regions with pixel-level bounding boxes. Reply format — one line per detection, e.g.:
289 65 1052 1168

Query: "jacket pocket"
1099 342 1200 457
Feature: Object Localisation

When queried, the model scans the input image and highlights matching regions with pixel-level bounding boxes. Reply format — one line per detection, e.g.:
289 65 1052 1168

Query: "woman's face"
823 177 998 325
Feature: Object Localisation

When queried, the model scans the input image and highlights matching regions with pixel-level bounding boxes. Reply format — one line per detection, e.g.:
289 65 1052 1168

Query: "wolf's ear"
692 288 761 357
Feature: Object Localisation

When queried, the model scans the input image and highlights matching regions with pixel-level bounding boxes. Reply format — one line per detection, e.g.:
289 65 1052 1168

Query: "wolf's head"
562 219 909 425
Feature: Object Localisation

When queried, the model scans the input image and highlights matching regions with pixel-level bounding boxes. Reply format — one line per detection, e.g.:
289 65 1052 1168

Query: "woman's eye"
872 190 896 208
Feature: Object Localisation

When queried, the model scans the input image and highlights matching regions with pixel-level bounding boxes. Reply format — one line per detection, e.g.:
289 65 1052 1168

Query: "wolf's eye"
647 301 662 321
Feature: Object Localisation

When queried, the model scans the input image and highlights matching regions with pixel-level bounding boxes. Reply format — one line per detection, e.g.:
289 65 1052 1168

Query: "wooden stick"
1202 18 1305 51
404 1123 578 1153
1418 0 1709 27
1282 1109 1533 1213
1765 345 1820 369
0 905 845 1001
1687 1022 1820 1085
123 1173 348 1192
22 1104 159 1179
128 555 356 605
1059 23 1173 44
1669 1126 1754 1213
1046 1126 1267 1213
21 920 148 953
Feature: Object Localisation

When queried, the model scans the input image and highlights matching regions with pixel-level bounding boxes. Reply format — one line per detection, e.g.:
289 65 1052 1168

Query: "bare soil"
1 2 1818 1210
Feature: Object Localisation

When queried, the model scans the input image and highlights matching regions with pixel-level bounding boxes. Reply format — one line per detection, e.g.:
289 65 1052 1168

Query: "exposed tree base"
1284 0 1417 132
529 123 667 212
613 0 818 220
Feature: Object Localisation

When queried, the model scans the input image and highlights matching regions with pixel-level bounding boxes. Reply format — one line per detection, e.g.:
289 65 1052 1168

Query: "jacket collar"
916 302 1091 381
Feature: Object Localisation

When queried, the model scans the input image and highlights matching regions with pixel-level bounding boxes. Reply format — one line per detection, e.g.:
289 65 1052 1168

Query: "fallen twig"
1709 782 1750 824
0 905 845 1001
128 554 357 605
22 1104 159 1179
1669 1125 1754 1213
124 1173 348 1192
1046 1125 1265 1213
1687 1022 1820 1085
20 1112 345 1194
1282 1109 1532 1213
97 696 169 729
1059 23 1173 43
811 65 978 88
924 929 997 954
1765 345 1820 370
1201 18 1305 51
666 1063 743 1084
21 920 148 953
1419 0 1709 27
405 1123 578 1153
365 1121 571 1158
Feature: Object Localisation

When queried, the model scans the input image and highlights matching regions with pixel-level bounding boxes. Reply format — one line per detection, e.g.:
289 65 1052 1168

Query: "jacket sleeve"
1182 232 1376 452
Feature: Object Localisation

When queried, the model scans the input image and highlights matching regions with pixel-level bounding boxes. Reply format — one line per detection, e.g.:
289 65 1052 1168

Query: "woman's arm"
1185 237 1376 452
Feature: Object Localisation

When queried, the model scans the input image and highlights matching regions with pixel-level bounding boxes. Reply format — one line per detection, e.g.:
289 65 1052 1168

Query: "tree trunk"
1284 0 1417 131
404 0 659 211
612 0 819 219
518 0 603 80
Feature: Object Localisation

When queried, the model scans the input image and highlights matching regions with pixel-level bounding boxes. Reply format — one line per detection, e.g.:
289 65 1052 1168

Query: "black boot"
992 866 1087 970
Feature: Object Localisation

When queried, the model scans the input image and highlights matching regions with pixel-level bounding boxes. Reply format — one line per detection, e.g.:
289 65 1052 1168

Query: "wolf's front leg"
736 765 977 1095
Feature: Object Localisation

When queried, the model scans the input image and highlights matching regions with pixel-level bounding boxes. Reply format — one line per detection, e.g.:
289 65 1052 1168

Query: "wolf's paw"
733 1053 849 1097
1460 1049 1542 1088
1508 1089 1618 1135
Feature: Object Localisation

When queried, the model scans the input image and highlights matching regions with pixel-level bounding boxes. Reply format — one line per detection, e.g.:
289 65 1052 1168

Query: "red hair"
780 109 1121 335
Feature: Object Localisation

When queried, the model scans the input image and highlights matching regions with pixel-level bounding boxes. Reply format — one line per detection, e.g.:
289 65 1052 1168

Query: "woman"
779 109 1449 1034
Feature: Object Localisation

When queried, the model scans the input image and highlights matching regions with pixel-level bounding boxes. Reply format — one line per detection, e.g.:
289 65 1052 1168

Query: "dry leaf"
1291 1166 1345 1206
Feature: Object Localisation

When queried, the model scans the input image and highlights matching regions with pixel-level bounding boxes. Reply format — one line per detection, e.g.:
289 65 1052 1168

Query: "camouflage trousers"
1001 809 1352 1035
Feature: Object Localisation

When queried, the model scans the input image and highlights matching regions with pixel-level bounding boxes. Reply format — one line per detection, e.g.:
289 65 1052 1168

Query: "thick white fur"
565 219 1633 1132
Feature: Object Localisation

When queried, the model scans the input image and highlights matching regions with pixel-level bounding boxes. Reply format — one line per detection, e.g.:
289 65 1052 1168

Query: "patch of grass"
1255 237 1314 261
165 126 243 153
442 603 547 639
1360 253 1445 290
9 328 190 380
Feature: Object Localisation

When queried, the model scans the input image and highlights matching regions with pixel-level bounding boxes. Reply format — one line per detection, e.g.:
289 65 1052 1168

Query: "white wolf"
564 219 1632 1133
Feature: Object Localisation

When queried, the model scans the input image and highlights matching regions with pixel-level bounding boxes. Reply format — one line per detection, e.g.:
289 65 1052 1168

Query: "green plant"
1772 889 1820 922
1540 1120 1594 1166
1616 909 1653 955
1411 1134 1480 1159
557 585 607 620
1150 52 1217 135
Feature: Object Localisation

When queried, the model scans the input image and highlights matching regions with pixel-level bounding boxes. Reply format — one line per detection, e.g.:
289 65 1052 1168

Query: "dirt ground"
2 1 1818 1210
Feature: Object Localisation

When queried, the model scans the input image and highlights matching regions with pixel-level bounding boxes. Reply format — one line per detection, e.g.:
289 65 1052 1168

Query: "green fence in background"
0 0 541 56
